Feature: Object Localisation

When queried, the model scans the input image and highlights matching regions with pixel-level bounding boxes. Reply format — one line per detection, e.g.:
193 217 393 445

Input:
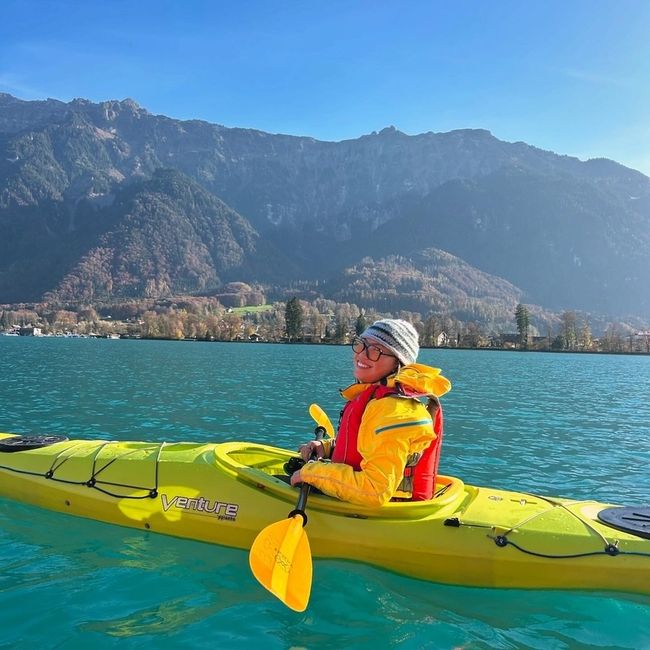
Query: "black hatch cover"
597 506 650 540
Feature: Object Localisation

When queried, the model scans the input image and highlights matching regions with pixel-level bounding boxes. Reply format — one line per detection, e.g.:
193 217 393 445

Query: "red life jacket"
332 384 444 500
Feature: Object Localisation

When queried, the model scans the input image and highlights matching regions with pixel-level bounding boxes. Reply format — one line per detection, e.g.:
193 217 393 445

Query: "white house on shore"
19 326 42 336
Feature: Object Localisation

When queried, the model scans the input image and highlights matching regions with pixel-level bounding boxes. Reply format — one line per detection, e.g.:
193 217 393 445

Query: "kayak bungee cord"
486 535 650 559
445 491 650 559
0 441 163 499
499 494 613 544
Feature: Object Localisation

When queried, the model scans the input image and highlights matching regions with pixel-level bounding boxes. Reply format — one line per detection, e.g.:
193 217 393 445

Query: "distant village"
1 296 649 355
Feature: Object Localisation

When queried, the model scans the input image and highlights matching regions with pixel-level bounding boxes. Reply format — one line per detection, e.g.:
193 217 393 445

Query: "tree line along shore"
1 297 649 354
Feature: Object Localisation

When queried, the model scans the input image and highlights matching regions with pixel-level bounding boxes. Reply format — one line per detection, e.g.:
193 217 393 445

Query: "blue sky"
2 1 650 175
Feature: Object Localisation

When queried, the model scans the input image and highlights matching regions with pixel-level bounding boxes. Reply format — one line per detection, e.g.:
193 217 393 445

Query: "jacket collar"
340 363 451 401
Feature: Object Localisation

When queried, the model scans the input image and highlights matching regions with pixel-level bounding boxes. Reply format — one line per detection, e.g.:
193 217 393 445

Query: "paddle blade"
249 515 313 612
308 403 335 438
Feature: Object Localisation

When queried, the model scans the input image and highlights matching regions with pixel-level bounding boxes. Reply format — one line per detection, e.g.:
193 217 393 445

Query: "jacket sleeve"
299 398 434 507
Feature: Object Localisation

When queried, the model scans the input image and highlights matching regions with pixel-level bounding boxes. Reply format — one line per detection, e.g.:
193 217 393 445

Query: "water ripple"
0 338 648 648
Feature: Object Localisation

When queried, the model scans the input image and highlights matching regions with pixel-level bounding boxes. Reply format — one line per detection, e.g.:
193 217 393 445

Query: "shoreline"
2 333 648 357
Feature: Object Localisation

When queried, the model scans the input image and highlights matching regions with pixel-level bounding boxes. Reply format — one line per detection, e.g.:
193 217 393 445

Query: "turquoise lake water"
0 337 648 649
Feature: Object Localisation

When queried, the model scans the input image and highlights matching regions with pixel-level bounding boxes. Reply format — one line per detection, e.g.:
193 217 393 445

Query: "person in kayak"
290 318 451 506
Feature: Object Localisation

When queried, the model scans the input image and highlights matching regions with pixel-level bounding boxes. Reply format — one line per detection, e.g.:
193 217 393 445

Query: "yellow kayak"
0 433 648 596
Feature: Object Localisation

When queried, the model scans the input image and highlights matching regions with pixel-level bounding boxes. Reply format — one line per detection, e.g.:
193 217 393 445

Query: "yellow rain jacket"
299 363 451 507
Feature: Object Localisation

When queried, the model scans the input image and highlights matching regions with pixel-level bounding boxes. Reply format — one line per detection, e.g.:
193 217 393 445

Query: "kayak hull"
0 434 648 596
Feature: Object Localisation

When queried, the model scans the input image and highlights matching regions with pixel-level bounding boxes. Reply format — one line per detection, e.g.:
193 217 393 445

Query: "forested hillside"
1 93 649 327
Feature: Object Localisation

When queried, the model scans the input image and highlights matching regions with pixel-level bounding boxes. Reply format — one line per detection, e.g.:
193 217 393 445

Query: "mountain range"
1 93 649 327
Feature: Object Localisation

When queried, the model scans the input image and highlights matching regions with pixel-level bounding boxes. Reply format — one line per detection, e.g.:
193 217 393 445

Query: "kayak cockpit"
213 441 468 520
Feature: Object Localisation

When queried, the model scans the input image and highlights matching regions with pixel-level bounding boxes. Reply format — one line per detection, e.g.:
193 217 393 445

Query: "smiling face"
352 336 399 383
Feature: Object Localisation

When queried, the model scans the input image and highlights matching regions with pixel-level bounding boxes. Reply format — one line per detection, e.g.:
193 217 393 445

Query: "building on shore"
19 326 42 337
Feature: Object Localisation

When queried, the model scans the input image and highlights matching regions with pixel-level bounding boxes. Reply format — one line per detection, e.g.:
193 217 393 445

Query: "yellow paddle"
308 403 335 438
249 426 325 612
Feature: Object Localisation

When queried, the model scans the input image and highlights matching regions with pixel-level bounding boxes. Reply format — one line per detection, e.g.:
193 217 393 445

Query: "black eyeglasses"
351 337 396 362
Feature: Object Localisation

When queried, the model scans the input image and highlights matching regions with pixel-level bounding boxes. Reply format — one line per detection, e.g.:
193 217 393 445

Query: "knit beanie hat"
361 319 420 366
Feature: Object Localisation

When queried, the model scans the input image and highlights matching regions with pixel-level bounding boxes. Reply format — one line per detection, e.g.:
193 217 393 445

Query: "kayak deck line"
448 500 639 560
479 492 621 553
0 433 648 596
0 438 165 499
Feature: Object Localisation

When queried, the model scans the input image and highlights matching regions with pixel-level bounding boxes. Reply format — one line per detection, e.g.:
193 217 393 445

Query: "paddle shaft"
290 425 325 522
